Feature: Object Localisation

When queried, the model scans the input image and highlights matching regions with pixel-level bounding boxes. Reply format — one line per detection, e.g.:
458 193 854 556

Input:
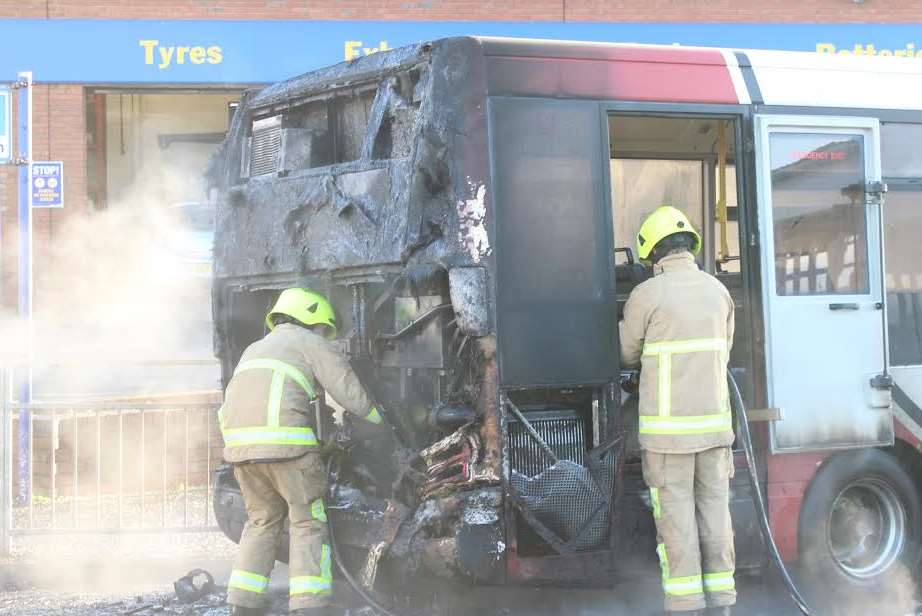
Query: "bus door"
755 116 893 452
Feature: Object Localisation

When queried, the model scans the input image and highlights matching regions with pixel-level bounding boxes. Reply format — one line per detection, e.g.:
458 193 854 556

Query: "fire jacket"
220 323 382 463
620 252 735 454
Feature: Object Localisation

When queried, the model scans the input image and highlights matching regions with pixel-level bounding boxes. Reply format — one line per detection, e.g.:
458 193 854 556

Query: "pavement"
0 533 916 616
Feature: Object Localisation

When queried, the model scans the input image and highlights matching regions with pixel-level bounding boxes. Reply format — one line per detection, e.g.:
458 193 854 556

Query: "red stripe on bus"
486 51 740 104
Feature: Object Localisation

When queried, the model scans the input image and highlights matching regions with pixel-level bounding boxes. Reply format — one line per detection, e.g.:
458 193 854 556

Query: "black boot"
229 606 266 616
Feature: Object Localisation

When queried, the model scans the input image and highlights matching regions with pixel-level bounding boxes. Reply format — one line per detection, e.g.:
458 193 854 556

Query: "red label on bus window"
792 150 847 161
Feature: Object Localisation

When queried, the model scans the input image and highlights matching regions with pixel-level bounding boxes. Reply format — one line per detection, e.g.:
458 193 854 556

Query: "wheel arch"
795 444 922 591
888 435 922 503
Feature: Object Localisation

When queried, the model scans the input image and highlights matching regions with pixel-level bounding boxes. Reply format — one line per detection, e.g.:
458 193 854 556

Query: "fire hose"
324 375 814 616
326 452 406 616
728 370 813 616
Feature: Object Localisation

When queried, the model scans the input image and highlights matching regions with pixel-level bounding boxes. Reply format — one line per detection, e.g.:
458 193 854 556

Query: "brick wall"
0 84 87 312
0 154 16 311
0 1 916 312
0 1 916 310
2 0 922 23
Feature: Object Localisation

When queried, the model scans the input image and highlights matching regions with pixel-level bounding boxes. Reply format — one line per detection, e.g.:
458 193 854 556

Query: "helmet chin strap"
650 232 697 264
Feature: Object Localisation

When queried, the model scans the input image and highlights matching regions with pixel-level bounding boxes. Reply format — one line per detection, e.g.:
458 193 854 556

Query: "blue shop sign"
1 20 922 84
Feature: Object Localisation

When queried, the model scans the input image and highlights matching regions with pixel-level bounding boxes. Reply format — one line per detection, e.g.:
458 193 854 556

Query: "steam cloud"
2 171 219 399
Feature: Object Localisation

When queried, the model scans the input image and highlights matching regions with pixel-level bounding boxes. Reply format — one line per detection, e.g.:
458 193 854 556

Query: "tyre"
798 448 922 595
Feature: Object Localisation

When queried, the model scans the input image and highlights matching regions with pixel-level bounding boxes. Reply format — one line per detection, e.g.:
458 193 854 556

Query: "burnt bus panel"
490 97 618 387
482 44 739 104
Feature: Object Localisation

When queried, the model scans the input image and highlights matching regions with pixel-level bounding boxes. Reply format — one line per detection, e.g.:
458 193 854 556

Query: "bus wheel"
799 448 922 591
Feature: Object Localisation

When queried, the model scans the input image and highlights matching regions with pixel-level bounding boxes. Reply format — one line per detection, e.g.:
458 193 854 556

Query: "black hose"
728 370 813 616
325 453 405 616
327 376 813 616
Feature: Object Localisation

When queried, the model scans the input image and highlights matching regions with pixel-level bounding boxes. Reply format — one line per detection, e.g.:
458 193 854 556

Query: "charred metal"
210 37 628 592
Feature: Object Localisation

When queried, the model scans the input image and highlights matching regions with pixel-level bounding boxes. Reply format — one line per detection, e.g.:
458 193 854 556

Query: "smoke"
820 563 918 616
11 168 219 398
0 166 223 535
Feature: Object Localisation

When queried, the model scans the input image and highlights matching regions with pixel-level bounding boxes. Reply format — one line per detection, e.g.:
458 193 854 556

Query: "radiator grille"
508 410 615 553
249 115 281 176
509 411 586 475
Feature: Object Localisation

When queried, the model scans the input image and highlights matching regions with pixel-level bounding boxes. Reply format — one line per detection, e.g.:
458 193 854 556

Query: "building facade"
1 1 921 388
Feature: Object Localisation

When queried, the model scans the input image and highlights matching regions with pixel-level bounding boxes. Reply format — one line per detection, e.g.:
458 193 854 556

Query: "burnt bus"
210 37 922 600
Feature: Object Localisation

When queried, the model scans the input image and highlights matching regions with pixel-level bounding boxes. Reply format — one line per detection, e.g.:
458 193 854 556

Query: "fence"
0 360 224 556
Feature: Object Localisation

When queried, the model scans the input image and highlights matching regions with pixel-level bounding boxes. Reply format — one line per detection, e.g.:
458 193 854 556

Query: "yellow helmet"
266 288 337 337
636 206 702 263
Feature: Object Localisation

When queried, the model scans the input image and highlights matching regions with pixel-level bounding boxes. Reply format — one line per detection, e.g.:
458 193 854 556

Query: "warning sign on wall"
32 161 63 208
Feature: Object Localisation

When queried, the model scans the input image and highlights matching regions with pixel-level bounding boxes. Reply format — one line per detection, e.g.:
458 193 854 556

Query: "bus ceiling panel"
608 116 737 157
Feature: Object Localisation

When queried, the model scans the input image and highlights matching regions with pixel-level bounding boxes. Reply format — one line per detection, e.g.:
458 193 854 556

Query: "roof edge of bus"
474 35 729 61
245 35 922 110
474 36 922 73
248 35 742 108
739 46 922 74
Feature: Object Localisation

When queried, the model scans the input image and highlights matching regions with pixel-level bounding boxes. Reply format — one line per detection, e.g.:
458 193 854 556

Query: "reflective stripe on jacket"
620 252 736 454
221 323 381 463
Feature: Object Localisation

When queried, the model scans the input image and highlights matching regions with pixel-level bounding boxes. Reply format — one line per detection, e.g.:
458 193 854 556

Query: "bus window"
608 115 739 279
767 133 869 297
243 71 421 178
608 114 753 443
711 163 741 274
882 123 922 178
881 123 922 366
610 158 704 258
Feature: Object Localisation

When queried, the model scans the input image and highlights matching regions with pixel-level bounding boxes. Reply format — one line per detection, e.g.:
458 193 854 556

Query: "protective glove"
323 426 356 458
620 370 640 395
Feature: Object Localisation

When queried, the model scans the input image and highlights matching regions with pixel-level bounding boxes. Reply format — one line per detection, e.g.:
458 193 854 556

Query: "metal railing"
0 361 224 556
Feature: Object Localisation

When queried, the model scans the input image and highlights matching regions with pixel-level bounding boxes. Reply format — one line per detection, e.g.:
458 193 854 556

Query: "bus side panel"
767 451 829 561
484 52 740 104
489 97 617 388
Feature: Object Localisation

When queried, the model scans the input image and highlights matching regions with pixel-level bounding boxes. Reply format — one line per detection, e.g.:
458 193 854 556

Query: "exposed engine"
208 37 626 596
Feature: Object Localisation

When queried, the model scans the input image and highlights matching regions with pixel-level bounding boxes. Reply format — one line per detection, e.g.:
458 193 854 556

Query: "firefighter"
219 288 385 616
620 206 736 615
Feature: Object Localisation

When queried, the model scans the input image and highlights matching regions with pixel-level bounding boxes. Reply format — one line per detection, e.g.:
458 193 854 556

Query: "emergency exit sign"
0 87 10 165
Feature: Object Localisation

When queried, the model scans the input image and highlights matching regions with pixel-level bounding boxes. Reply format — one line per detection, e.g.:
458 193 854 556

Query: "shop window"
104 91 239 206
85 92 107 210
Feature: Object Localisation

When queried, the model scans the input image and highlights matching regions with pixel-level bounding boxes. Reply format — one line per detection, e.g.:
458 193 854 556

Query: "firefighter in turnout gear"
620 207 736 615
220 288 385 616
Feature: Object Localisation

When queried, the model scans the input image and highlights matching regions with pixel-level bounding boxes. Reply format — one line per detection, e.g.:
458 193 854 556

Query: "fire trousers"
228 453 332 611
642 447 736 612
